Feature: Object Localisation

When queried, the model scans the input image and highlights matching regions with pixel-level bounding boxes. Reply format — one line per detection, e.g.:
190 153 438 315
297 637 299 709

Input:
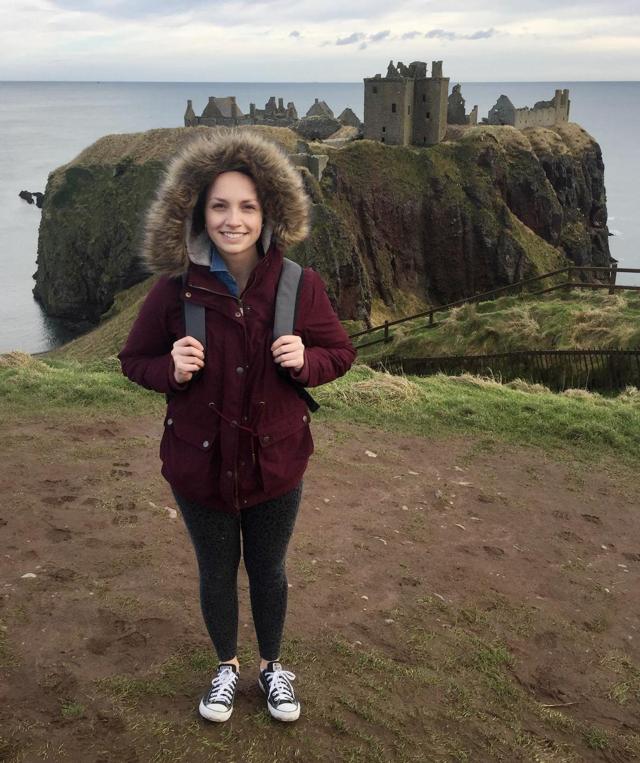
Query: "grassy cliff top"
446 121 597 157
59 124 302 170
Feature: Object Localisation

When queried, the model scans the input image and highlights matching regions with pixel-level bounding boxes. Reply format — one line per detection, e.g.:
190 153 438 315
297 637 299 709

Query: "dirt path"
1 412 639 762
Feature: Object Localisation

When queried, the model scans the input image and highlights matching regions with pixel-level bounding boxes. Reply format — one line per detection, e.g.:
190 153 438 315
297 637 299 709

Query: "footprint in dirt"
622 552 640 562
110 469 133 478
46 527 73 542
551 510 571 520
557 530 584 543
581 514 602 525
41 495 78 506
483 545 505 558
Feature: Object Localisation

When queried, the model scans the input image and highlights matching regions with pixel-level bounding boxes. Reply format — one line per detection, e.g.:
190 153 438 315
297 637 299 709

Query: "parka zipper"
187 280 251 510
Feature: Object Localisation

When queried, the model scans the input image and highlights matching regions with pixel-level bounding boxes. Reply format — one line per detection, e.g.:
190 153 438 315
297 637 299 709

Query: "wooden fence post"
566 267 573 293
384 320 390 342
609 263 618 295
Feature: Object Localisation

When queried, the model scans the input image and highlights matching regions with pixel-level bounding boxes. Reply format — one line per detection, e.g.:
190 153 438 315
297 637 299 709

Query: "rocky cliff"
33 122 611 324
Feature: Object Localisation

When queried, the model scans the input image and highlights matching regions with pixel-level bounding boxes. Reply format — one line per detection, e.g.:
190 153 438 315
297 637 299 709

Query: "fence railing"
349 265 640 351
371 349 640 392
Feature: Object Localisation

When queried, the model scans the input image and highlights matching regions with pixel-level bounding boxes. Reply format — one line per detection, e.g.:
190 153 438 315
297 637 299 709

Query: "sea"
1 80 638 354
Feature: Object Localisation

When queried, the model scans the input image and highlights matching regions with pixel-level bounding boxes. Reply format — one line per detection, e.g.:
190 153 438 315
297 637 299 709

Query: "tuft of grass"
583 726 610 750
60 701 85 719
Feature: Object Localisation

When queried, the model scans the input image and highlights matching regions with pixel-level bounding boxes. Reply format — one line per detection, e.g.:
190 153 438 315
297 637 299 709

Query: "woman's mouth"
221 232 246 240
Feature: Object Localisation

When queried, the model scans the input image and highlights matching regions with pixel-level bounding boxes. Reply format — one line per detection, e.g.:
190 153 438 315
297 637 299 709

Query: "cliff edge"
33 123 611 323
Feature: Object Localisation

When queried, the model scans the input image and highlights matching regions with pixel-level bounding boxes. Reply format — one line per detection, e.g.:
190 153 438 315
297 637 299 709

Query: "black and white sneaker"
258 661 300 721
199 663 239 722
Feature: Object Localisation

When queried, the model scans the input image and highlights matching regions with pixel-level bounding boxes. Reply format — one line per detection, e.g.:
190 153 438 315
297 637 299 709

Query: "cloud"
402 31 422 40
289 30 301 38
425 28 497 40
336 32 366 46
369 30 390 42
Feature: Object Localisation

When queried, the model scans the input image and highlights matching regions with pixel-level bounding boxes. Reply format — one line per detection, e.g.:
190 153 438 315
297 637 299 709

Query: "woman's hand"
172 336 205 383
271 335 305 372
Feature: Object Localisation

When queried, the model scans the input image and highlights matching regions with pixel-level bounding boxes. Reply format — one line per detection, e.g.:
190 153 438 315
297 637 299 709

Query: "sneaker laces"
265 667 296 704
206 666 237 706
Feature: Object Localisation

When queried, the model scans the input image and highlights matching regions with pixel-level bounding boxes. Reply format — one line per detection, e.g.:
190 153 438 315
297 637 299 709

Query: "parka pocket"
160 406 219 491
256 412 314 493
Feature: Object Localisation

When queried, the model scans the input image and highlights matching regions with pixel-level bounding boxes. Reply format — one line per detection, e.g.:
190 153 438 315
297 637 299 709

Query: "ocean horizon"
2 80 639 354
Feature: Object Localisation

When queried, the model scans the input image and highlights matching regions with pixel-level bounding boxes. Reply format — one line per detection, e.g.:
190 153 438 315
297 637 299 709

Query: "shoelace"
206 668 237 705
265 668 296 703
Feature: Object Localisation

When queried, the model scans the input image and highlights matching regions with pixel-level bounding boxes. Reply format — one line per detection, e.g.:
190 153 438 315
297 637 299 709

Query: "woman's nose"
226 206 241 226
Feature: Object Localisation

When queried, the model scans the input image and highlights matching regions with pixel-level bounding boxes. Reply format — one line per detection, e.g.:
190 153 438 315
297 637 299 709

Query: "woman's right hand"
172 336 205 383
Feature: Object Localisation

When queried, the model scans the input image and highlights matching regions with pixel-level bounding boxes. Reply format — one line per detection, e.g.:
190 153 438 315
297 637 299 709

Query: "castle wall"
489 89 570 129
364 78 414 145
413 74 449 146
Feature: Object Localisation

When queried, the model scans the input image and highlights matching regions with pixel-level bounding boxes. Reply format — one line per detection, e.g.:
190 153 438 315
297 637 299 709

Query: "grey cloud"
359 42 368 49
369 30 390 42
290 30 301 37
467 28 497 39
402 31 422 40
425 28 497 41
336 32 366 46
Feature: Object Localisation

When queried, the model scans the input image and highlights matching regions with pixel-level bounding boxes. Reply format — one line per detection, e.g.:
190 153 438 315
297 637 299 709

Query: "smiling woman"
117 128 356 724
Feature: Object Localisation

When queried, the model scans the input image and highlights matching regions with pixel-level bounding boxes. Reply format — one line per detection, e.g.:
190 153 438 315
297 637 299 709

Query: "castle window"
391 103 397 113
373 86 378 94
382 126 386 132
426 112 430 119
422 94 426 102
381 137 385 143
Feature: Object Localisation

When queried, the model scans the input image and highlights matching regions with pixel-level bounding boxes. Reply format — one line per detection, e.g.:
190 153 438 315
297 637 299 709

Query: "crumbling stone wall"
486 90 570 128
448 84 478 126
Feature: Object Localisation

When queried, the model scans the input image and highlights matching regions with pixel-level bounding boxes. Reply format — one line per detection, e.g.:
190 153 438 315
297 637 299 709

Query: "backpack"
180 259 319 412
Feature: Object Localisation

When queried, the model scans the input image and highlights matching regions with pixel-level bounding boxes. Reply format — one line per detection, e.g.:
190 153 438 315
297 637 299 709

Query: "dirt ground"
1 412 639 762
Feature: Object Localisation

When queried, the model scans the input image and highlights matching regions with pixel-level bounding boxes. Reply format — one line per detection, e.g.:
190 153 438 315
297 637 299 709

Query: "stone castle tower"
363 60 449 146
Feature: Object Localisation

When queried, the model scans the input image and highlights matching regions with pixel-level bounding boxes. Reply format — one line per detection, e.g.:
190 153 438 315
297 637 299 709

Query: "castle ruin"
363 60 449 147
485 90 570 128
185 95 299 128
448 84 478 126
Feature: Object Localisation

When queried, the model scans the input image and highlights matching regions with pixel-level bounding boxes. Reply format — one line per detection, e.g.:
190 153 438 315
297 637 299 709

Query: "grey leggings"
172 484 302 662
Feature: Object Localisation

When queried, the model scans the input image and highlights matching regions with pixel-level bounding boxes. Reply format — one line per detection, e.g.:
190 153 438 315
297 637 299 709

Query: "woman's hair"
191 164 260 236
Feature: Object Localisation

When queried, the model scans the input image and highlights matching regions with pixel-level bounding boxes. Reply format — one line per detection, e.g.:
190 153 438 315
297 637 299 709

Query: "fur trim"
142 129 311 276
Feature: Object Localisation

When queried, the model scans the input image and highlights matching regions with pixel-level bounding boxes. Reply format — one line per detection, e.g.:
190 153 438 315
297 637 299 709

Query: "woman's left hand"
271 335 305 372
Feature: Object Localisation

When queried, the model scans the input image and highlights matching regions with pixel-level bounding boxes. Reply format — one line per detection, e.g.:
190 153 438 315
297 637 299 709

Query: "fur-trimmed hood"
142 129 311 276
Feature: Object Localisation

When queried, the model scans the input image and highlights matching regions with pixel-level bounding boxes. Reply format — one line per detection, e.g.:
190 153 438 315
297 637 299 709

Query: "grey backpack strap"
273 258 303 340
182 272 207 349
273 259 320 413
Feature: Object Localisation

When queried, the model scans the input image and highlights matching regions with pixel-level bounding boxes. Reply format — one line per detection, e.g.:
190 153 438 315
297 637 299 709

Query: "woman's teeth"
222 232 244 239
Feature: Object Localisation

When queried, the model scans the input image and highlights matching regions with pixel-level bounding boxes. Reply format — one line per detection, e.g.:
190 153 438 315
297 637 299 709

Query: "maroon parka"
118 130 356 512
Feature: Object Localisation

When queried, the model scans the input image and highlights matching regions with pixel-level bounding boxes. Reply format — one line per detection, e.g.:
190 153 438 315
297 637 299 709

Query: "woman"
118 129 355 723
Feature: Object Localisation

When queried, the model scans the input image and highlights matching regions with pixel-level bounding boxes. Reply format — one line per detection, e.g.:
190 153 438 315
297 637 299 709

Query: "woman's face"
204 171 264 263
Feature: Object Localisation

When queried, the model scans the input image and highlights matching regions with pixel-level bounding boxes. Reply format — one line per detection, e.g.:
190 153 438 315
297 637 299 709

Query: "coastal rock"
19 190 44 208
33 123 611 323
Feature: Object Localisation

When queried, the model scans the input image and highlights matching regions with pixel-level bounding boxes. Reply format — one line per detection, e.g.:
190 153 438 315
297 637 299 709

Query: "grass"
2 357 640 468
357 290 640 362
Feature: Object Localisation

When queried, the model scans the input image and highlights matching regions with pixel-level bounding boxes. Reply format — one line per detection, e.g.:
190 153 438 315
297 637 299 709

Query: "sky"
2 0 639 81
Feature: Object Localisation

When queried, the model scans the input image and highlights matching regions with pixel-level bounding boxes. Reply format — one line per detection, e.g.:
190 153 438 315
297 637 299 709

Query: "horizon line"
1 79 639 85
